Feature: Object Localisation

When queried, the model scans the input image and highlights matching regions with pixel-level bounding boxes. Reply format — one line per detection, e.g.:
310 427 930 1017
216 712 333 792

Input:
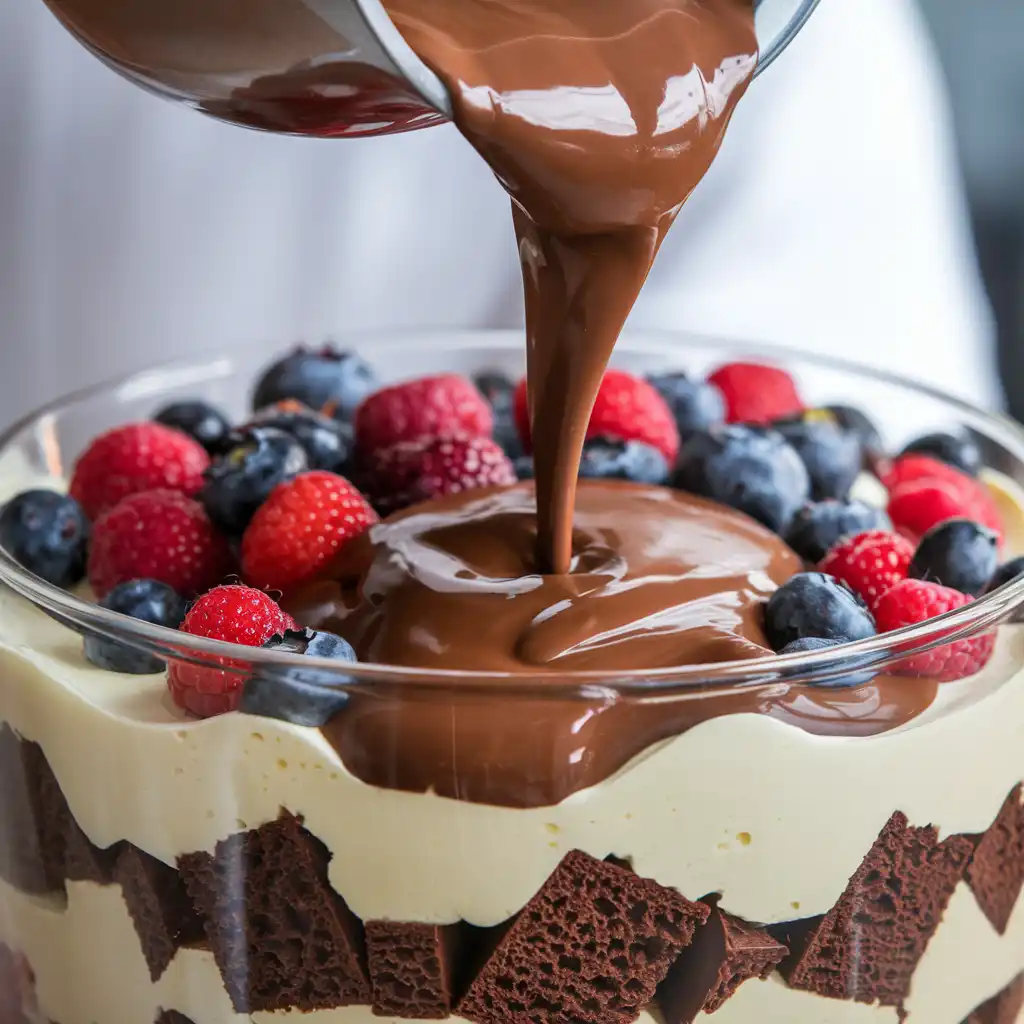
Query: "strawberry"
241 471 377 593
883 454 968 492
353 374 492 454
70 422 210 519
706 361 804 425
87 489 233 599
873 578 995 681
363 433 517 514
167 584 296 718
513 369 680 464
819 530 914 609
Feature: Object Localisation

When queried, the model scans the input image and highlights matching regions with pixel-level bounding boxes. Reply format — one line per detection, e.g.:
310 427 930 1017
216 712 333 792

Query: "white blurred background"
0 0 1020 422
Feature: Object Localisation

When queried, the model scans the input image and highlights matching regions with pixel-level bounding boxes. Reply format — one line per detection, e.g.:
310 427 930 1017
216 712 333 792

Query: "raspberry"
70 422 210 519
353 374 492 454
819 530 914 609
167 585 296 718
87 489 233 599
364 434 517 514
513 369 680 464
873 578 995 681
241 471 378 593
888 476 1003 546
883 454 975 492
706 361 804 425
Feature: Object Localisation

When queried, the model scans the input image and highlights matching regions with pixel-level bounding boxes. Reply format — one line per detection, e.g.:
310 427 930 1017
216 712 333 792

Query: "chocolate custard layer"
290 482 939 807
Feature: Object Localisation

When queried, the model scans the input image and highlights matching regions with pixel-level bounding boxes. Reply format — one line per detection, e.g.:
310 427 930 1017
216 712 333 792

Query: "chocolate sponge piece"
366 921 464 1018
656 902 787 1023
777 812 972 1007
64 818 120 885
114 846 204 982
962 973 1024 1024
967 785 1024 935
178 811 370 1014
457 849 709 1024
0 726 68 895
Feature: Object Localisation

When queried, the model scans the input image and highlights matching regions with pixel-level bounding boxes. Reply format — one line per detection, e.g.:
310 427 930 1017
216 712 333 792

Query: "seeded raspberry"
873 578 995 681
70 422 210 519
87 489 233 599
819 530 915 609
354 374 492 454
706 361 804 426
241 471 377 593
167 585 296 718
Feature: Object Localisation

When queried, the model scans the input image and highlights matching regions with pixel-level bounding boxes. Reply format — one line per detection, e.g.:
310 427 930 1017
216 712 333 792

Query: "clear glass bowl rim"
1 328 1023 698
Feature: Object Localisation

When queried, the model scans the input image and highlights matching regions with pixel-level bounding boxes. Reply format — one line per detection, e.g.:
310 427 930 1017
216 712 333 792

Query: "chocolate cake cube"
0 725 68 895
114 846 204 982
366 921 464 1018
966 785 1024 935
961 973 1024 1024
655 902 787 1023
64 818 120 885
457 849 709 1024
777 812 973 1007
178 810 371 1014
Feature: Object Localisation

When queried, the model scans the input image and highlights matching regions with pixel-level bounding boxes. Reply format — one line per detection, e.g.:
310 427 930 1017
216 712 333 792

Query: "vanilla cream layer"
0 465 1023 930
0 875 1021 1024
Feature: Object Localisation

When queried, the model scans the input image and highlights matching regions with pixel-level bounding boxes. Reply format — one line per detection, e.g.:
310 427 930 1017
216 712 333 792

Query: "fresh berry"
873 579 995 681
785 499 891 564
513 455 535 480
673 425 809 534
774 413 862 502
514 370 680 464
647 372 725 442
241 471 378 592
819 530 914 609
362 434 517 515
901 431 982 478
0 490 89 587
83 579 189 674
167 585 296 718
241 628 355 726
888 473 1003 546
706 361 803 425
252 345 376 420
765 572 876 649
355 374 493 454
153 400 233 456
473 371 515 409
908 519 999 596
778 637 877 688
70 422 210 519
474 371 524 460
883 454 969 492
764 572 876 650
200 427 308 537
88 489 233 598
824 405 884 464
578 437 670 485
249 403 353 473
986 556 1024 594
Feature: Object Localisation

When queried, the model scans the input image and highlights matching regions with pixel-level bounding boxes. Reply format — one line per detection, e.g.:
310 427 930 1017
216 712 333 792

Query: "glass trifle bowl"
1 330 1024 1024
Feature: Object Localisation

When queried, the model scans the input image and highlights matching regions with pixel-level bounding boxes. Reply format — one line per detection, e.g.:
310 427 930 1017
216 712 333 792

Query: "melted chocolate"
383 0 758 572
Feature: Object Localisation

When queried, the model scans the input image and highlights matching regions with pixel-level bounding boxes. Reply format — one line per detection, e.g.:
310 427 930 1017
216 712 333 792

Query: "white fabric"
0 0 1000 421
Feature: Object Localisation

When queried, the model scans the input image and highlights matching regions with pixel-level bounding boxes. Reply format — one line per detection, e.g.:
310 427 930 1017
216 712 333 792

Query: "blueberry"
764 572 876 650
83 579 188 674
673 425 810 534
774 413 862 501
901 431 982 477
986 555 1024 622
648 372 725 441
494 416 525 461
252 346 376 420
473 371 515 409
0 490 89 587
154 400 232 456
785 500 891 564
824 405 884 462
200 427 308 536
908 519 999 595
250 405 353 473
579 437 670 485
240 628 356 726
474 372 524 460
778 637 877 688
513 455 535 480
